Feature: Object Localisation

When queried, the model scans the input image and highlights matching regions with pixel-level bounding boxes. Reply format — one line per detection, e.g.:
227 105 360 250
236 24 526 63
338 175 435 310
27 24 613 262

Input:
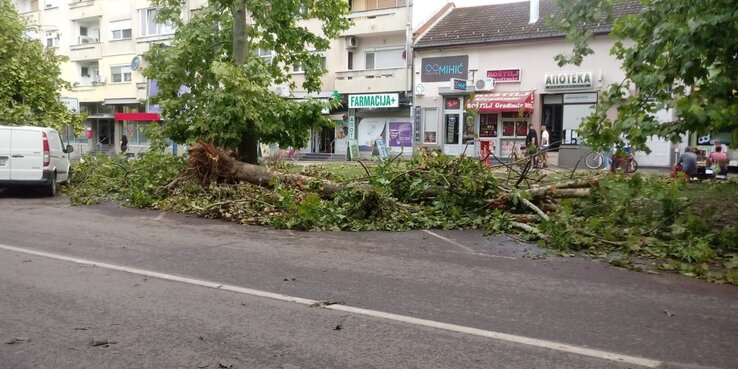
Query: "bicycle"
287 147 302 161
584 151 605 169
610 153 638 173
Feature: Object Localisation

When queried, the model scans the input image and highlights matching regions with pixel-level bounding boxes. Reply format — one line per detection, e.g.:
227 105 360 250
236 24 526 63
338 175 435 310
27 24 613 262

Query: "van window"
48 131 62 151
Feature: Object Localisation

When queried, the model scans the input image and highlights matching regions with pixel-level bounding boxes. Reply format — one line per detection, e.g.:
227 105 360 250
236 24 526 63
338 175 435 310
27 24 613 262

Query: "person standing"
540 125 550 168
120 135 128 153
525 124 538 155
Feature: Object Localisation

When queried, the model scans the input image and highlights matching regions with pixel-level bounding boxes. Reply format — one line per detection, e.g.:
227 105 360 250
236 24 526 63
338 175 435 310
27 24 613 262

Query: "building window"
423 108 438 144
365 48 403 69
111 66 132 83
347 51 353 70
292 53 326 73
256 48 274 64
139 8 174 37
110 20 132 40
351 0 406 11
45 31 59 48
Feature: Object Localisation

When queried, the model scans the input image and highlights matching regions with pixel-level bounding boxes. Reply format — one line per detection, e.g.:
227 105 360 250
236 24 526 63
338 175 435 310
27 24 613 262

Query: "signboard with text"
451 78 467 91
487 69 521 83
349 93 399 109
421 55 469 82
544 71 594 90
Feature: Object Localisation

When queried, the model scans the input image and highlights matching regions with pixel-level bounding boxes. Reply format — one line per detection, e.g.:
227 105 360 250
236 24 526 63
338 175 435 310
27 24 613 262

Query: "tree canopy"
0 0 83 131
551 0 738 152
144 0 351 163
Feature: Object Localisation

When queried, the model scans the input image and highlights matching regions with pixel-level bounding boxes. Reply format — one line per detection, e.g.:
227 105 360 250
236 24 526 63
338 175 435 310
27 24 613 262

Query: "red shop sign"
487 69 521 83
445 98 461 110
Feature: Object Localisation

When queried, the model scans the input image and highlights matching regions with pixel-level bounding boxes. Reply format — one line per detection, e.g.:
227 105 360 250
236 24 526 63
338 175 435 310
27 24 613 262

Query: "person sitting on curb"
708 146 729 177
678 147 698 178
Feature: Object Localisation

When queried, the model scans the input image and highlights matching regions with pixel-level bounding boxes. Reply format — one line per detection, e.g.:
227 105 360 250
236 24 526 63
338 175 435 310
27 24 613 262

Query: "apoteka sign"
349 93 399 109
544 71 593 90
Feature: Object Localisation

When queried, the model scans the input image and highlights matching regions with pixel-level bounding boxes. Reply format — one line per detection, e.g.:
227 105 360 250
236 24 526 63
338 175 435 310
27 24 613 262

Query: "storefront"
348 92 413 157
465 91 535 158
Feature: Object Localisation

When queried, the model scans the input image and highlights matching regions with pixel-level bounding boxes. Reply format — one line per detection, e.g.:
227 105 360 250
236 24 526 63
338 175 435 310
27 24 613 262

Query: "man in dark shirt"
525 124 538 155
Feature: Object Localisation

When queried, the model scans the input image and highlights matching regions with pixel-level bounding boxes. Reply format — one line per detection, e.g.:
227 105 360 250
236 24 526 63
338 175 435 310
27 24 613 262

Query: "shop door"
97 119 114 146
442 97 468 155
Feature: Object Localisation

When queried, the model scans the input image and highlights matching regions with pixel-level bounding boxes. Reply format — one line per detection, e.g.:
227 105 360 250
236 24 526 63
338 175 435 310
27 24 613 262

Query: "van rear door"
0 127 10 181
10 128 44 181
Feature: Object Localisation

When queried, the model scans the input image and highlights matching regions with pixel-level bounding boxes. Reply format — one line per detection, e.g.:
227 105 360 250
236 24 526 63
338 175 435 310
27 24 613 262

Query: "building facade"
15 0 416 159
412 0 678 168
14 0 205 158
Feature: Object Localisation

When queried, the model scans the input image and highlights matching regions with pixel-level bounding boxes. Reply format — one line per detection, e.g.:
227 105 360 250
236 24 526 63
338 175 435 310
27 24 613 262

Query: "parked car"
0 125 73 196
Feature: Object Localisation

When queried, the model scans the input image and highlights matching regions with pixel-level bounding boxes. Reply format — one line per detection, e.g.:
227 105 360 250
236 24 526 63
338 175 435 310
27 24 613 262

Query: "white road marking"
423 230 517 259
0 243 660 368
155 212 165 220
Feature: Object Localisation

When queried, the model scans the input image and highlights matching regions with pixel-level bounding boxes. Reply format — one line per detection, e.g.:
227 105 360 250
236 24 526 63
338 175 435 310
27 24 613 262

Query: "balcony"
342 6 408 36
68 0 102 20
334 67 411 94
69 42 101 61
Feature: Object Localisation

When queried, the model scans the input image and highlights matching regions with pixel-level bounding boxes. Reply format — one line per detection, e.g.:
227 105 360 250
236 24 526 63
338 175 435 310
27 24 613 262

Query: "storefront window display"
500 115 528 158
423 108 438 144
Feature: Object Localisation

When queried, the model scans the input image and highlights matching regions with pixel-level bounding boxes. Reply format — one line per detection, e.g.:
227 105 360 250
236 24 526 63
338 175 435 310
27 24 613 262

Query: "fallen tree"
68 141 738 285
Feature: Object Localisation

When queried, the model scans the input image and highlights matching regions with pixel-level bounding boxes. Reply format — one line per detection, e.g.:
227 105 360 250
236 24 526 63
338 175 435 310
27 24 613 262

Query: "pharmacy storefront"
349 93 413 156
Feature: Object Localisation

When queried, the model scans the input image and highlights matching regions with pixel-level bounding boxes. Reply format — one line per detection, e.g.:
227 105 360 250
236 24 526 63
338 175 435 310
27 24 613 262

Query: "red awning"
114 113 161 121
466 91 535 113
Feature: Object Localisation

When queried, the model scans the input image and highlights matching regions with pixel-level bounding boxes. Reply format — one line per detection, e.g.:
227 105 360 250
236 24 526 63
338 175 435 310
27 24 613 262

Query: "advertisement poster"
357 118 385 152
388 122 413 148
500 140 524 157
479 140 494 167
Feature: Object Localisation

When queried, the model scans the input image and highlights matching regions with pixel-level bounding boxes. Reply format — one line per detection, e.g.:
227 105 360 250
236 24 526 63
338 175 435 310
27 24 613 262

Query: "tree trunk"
188 142 350 199
232 1 259 164
238 119 259 164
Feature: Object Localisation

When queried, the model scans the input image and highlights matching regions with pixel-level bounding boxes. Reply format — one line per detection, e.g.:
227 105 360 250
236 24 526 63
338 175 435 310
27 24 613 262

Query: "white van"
0 125 73 196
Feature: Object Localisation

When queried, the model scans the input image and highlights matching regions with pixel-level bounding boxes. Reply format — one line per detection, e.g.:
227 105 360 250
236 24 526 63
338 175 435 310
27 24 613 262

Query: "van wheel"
46 173 57 197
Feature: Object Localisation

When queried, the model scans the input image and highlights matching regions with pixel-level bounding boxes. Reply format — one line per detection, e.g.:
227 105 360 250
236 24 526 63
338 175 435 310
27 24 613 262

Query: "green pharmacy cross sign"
348 93 399 109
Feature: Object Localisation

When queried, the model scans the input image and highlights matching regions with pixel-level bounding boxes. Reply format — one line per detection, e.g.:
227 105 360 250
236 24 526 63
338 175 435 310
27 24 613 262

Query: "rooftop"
415 0 640 49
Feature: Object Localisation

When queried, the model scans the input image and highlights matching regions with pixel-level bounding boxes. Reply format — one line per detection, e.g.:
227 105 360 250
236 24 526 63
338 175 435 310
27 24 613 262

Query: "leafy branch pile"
68 144 737 284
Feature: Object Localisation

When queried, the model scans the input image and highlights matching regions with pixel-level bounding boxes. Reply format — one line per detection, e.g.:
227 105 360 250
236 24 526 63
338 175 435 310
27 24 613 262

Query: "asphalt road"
0 191 736 369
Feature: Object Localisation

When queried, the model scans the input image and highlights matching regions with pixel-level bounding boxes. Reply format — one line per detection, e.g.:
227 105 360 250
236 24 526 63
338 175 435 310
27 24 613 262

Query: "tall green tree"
144 0 351 163
0 0 83 131
551 0 738 152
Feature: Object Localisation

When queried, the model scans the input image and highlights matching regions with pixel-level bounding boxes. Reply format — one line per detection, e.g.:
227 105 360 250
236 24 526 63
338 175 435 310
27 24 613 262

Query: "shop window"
445 114 459 145
423 108 437 144
462 114 475 144
479 114 497 138
62 124 89 144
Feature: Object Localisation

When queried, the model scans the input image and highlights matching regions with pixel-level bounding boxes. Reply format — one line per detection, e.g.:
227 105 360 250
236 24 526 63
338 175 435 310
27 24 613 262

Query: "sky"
413 0 528 28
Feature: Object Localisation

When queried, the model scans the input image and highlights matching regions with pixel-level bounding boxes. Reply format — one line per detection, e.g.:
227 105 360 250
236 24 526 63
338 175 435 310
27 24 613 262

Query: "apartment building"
14 0 413 158
282 0 413 158
14 0 205 157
